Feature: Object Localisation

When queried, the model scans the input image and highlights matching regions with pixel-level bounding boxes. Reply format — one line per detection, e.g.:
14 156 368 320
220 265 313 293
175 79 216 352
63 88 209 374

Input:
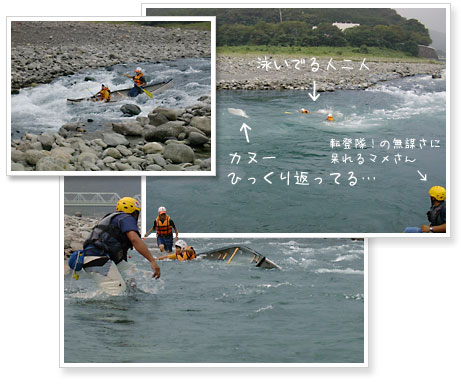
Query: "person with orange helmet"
404 186 446 233
68 197 160 295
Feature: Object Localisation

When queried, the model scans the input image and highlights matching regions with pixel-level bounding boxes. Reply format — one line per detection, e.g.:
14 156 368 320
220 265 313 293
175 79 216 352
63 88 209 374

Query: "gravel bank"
11 21 211 90
216 55 445 91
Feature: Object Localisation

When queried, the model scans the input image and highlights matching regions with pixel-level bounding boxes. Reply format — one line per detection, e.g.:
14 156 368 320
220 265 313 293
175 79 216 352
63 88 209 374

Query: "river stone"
24 149 48 165
187 132 209 147
152 107 178 121
190 116 211 136
143 142 163 154
92 138 108 148
127 156 145 165
102 132 129 147
115 162 133 171
38 132 55 150
11 162 25 171
102 147 122 159
78 151 99 165
150 153 167 167
103 156 117 164
120 104 141 116
163 164 185 171
35 156 68 171
148 112 169 127
163 142 195 164
144 121 186 142
11 149 26 163
136 116 149 126
116 145 132 156
50 147 74 162
145 164 163 171
201 158 212 169
112 121 143 136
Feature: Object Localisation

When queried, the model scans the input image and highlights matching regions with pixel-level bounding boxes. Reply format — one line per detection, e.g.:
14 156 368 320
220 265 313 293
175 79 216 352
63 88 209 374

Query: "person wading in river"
144 206 179 253
68 197 161 295
124 67 147 97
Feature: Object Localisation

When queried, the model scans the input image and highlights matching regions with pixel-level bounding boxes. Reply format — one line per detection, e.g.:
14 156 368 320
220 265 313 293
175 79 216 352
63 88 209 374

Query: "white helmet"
175 240 187 250
158 206 166 214
327 113 333 117
136 67 142 72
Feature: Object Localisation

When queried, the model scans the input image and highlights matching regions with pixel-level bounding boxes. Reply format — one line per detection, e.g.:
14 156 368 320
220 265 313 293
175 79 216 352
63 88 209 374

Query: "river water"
146 73 446 233
64 238 364 364
11 57 211 138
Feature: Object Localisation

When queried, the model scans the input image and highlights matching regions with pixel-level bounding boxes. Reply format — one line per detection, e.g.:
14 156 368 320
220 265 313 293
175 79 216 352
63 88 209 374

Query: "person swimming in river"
326 113 334 121
299 108 311 114
124 67 147 97
93 84 111 102
156 240 196 261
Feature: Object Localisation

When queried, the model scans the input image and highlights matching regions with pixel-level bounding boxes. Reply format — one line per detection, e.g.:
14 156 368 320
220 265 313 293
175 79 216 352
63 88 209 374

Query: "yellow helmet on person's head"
428 186 446 201
116 197 141 213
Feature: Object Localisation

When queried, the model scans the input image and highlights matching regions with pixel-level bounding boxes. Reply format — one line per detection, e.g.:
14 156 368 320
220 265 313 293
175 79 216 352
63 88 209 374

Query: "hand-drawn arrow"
308 81 320 101
240 123 252 143
417 170 427 181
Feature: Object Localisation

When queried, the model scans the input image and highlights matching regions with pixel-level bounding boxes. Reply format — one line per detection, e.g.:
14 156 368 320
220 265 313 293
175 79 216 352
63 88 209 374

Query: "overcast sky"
394 8 447 33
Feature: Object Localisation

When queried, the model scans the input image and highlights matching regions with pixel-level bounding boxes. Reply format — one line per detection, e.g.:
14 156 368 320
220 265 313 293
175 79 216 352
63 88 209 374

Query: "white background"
2 0 459 382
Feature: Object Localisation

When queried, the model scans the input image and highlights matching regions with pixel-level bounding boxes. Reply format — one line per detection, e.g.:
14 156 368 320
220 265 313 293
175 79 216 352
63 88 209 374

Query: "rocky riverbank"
216 55 445 91
11 97 212 172
11 21 211 90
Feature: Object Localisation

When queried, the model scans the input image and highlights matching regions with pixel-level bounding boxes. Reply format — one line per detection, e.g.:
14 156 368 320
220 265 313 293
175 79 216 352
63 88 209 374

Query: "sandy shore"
11 21 211 90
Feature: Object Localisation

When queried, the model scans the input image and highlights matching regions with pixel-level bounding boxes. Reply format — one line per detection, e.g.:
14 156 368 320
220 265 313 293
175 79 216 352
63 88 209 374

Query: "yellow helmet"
428 186 446 201
116 197 141 213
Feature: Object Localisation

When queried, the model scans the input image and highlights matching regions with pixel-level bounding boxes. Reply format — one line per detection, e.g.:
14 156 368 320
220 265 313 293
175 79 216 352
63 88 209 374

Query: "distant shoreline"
217 54 445 91
11 21 211 90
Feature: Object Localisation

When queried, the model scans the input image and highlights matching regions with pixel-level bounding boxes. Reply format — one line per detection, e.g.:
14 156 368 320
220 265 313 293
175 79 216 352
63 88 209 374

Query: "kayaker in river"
404 186 446 233
144 206 179 253
326 113 334 121
93 84 111 102
124 67 147 97
156 240 196 261
68 197 160 295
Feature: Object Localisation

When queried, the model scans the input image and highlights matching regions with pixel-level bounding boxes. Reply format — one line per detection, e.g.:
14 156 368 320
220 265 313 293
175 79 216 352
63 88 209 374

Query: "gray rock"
201 158 212 169
112 121 143 136
11 162 25 171
152 107 178 121
187 132 209 147
92 138 108 149
145 164 163 171
38 133 55 150
103 156 117 164
116 145 132 156
164 164 185 171
190 116 211 136
102 132 130 147
136 116 149 126
25 149 48 165
143 142 164 154
120 104 141 116
144 121 186 142
35 156 68 171
78 151 99 165
148 112 169 127
102 147 122 159
11 149 26 163
115 162 133 171
149 153 167 167
163 142 195 164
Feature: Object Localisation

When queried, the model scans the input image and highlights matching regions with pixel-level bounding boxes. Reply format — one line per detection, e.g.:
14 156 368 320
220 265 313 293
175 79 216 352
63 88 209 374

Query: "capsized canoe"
66 79 174 104
197 245 281 270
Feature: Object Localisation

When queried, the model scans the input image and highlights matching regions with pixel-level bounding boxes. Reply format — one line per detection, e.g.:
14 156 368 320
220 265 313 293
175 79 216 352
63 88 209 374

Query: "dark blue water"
64 238 364 364
146 74 446 233
11 57 211 136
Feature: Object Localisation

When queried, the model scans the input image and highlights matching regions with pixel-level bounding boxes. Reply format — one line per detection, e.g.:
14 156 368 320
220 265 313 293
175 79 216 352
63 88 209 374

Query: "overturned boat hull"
198 245 281 270
66 79 174 104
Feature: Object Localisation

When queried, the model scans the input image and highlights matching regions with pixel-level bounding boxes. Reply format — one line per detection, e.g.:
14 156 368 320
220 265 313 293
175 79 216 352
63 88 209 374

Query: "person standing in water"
69 197 161 295
144 206 179 253
404 186 446 233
